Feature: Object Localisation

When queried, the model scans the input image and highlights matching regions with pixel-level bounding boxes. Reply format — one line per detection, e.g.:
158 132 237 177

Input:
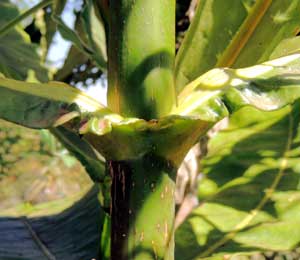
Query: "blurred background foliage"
0 119 92 211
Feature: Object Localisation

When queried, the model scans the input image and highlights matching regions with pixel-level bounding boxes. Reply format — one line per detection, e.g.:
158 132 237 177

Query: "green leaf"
54 44 89 81
51 127 106 183
79 54 300 164
43 0 67 57
232 1 300 68
52 0 107 71
0 77 204 167
0 76 111 129
175 101 300 259
0 1 49 82
79 113 227 166
81 0 107 70
0 186 105 260
52 14 94 56
100 214 111 260
175 0 300 92
270 36 300 59
175 0 256 91
0 76 117 185
53 13 89 81
175 54 300 118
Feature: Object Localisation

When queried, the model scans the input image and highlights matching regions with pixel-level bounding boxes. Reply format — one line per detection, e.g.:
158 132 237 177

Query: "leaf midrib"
216 0 272 68
0 77 104 112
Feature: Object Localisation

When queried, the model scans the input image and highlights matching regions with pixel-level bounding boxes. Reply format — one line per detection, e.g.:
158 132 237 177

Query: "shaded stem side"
108 155 176 260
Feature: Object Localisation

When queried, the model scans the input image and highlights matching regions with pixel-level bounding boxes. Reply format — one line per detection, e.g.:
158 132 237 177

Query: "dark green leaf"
54 45 88 81
52 14 94 56
175 0 256 91
0 1 49 82
81 0 107 70
51 127 106 183
53 13 89 81
52 0 107 71
0 76 109 129
175 0 300 92
176 101 300 259
43 0 67 56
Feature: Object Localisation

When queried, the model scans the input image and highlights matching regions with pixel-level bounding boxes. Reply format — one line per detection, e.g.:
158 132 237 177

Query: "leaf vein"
198 111 294 258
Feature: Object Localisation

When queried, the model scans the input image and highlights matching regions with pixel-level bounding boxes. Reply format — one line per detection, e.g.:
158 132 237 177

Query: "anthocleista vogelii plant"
2 0 300 259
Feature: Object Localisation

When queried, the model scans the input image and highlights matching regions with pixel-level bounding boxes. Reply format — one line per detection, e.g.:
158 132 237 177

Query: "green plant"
2 0 300 259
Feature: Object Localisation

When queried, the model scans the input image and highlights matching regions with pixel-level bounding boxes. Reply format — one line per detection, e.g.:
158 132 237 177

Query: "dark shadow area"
125 50 174 119
0 186 104 260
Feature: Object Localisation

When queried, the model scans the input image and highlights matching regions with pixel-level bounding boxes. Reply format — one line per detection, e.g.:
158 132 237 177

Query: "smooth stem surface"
109 155 176 260
108 0 176 120
107 2 177 259
0 0 53 37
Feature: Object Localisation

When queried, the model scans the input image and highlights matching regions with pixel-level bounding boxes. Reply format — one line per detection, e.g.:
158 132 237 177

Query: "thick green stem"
108 155 176 260
108 0 176 120
107 2 177 259
0 0 53 37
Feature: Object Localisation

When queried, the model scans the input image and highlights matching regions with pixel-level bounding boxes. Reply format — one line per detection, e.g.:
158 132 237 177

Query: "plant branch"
0 0 53 37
